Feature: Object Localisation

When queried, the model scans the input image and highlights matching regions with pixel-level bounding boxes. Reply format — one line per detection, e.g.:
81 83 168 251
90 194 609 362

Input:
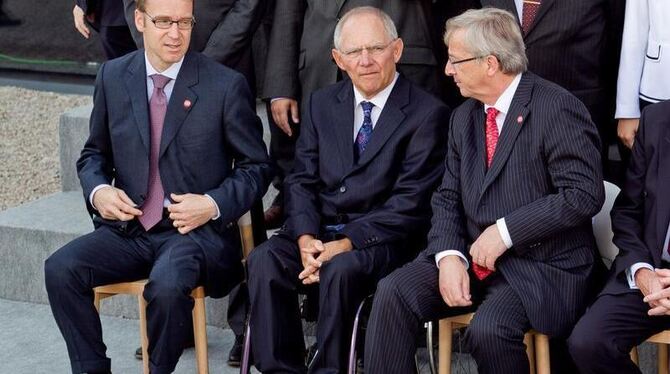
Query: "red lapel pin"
517 115 523 124
184 99 192 110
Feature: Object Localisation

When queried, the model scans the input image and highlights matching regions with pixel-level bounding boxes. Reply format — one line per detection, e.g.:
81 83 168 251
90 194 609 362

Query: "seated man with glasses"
44 0 272 372
246 6 449 373
364 8 604 374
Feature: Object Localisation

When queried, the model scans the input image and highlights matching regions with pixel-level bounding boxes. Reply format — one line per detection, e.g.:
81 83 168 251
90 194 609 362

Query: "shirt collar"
144 52 183 81
484 73 522 115
353 72 399 111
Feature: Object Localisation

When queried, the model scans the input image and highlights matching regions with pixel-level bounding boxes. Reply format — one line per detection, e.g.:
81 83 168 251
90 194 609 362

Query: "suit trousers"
365 255 534 374
45 218 206 374
568 292 670 374
247 232 402 373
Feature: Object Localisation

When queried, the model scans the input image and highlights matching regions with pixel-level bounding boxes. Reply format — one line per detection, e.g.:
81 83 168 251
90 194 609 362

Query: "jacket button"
339 186 347 193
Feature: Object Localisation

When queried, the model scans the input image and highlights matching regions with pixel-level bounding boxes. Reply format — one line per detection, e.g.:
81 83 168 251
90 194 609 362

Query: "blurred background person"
73 0 136 60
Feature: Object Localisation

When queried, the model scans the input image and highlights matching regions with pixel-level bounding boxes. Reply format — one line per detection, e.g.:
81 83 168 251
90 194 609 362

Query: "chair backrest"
592 181 621 269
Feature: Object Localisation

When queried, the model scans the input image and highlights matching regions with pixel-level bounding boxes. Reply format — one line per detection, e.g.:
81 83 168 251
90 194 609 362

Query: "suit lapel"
346 76 409 176
125 53 151 155
656 131 670 255
524 0 556 40
471 104 487 195
481 73 533 193
332 82 356 172
159 52 199 159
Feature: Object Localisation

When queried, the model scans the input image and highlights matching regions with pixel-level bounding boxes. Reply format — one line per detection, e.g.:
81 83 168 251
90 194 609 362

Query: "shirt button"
339 186 347 193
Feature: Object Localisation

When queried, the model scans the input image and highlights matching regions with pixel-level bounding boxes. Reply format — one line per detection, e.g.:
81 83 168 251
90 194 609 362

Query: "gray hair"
333 6 398 50
445 8 527 74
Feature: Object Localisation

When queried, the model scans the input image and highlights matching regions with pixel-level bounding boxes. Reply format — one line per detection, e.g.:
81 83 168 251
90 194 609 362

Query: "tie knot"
361 101 374 115
151 74 171 90
486 107 499 121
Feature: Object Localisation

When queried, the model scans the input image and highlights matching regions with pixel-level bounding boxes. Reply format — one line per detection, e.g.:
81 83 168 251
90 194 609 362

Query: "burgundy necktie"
521 0 542 34
139 74 170 231
473 107 500 281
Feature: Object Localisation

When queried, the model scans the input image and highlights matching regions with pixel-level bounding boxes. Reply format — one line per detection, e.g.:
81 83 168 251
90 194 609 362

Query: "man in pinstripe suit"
246 7 449 374
364 8 604 374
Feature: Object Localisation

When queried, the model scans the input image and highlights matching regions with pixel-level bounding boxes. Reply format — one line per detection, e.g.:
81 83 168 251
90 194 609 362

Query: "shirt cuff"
626 262 654 289
497 218 513 249
204 194 220 220
435 250 469 269
270 97 290 103
90 184 112 211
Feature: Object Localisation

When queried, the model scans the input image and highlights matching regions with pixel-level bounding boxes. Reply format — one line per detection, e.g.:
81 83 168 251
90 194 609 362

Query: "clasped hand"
639 268 670 316
297 235 352 285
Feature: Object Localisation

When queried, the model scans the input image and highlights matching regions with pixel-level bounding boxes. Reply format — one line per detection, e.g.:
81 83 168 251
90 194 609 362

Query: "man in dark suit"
567 100 670 373
478 0 625 181
44 0 271 372
122 0 267 364
364 8 605 374
247 7 449 373
261 0 447 228
73 0 136 59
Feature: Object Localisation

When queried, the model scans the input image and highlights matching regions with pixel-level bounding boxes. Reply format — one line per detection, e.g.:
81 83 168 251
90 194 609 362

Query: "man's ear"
332 49 347 71
392 38 404 63
135 9 145 33
486 55 501 76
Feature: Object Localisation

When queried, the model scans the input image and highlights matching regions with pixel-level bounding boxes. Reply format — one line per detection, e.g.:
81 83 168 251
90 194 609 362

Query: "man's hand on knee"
642 268 670 316
93 186 143 221
438 256 472 307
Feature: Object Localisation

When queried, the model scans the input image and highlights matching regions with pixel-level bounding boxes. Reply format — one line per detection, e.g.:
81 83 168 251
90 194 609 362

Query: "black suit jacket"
77 50 273 297
480 0 624 134
602 101 670 296
425 72 604 337
262 0 444 105
284 75 449 251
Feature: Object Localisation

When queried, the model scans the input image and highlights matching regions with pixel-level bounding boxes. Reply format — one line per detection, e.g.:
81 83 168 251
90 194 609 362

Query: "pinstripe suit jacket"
283 75 449 251
425 72 605 337
480 0 624 130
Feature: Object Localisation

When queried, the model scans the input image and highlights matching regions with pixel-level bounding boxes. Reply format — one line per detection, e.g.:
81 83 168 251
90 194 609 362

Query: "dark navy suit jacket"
425 72 605 337
284 75 450 253
77 50 272 297
603 101 670 296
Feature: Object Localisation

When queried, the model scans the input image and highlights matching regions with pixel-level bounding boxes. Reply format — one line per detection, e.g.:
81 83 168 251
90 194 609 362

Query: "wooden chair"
93 212 255 374
438 312 550 374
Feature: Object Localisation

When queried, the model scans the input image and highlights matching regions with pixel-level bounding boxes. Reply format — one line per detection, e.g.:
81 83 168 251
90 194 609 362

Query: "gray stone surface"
59 105 92 192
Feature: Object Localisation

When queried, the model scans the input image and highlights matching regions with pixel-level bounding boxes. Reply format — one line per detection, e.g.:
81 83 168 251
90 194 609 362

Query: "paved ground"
0 298 251 374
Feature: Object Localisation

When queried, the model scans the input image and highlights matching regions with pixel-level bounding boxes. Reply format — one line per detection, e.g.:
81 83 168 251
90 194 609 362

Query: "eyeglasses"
339 40 395 59
447 55 486 66
144 11 195 30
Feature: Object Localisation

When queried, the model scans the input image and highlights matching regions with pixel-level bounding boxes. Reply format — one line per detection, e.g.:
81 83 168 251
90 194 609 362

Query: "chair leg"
631 347 639 365
193 296 209 374
534 333 550 374
525 334 536 374
438 320 452 374
94 292 102 312
138 295 150 374
240 321 252 374
426 321 437 374
658 343 669 374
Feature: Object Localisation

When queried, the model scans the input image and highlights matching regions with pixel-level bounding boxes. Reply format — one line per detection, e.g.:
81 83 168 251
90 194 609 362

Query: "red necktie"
521 0 542 34
473 107 500 281
139 74 170 231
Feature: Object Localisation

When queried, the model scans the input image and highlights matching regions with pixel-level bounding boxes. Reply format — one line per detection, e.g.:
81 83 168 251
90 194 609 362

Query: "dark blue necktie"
355 101 374 161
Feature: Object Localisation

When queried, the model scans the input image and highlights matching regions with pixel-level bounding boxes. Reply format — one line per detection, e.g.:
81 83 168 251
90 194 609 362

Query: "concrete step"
0 191 230 327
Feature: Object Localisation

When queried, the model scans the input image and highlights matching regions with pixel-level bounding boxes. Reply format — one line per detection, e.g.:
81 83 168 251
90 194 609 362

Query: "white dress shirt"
352 73 399 139
435 74 522 268
627 223 670 288
90 53 221 220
